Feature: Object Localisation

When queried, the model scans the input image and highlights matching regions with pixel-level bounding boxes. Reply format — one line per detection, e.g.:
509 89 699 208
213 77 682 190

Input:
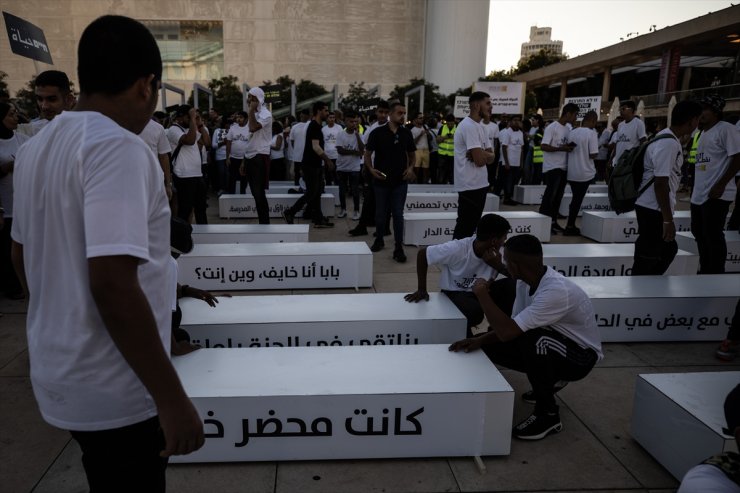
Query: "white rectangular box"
219 194 335 219
234 183 339 205
543 244 698 276
631 372 739 480
404 193 499 213
171 346 514 462
513 184 607 205
179 292 467 348
571 275 738 342
408 184 456 193
676 231 740 272
191 224 309 244
558 193 611 217
581 211 692 243
177 242 373 290
403 211 551 246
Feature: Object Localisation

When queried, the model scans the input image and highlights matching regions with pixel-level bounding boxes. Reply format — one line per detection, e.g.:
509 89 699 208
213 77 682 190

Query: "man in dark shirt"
283 101 335 228
365 101 416 261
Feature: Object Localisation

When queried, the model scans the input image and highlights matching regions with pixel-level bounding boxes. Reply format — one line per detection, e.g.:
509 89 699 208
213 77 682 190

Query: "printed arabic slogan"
3 12 53 64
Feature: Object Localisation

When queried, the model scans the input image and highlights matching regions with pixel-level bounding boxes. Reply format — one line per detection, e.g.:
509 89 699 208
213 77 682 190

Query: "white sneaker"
337 209 347 218
352 211 360 221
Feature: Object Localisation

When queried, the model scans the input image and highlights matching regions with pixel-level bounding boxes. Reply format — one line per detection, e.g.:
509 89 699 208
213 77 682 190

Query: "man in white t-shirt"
632 100 702 275
289 109 310 186
500 115 525 205
690 94 740 274
139 119 173 200
563 111 599 235
322 111 342 185
225 111 250 194
241 87 273 224
335 110 364 219
452 91 496 240
411 112 433 184
449 234 603 441
11 16 203 491
405 214 514 335
16 70 76 138
167 104 208 224
481 111 500 190
608 100 647 166
539 104 578 233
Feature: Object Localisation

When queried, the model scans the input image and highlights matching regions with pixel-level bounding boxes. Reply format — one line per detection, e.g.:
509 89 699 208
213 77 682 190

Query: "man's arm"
158 153 173 200
469 147 494 167
709 153 740 199
88 255 204 457
312 139 333 169
247 102 263 132
404 247 430 302
11 241 28 298
179 109 198 146
501 145 510 168
198 126 211 150
653 176 675 241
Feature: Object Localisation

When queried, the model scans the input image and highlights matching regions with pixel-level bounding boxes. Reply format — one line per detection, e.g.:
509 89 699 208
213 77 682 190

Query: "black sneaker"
393 249 407 263
313 221 334 229
348 226 368 237
563 226 581 236
503 199 518 206
522 381 569 404
513 412 562 440
282 210 295 224
551 222 565 232
370 241 384 252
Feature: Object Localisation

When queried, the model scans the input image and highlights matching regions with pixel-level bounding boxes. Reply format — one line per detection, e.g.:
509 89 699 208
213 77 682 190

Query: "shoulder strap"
638 133 678 197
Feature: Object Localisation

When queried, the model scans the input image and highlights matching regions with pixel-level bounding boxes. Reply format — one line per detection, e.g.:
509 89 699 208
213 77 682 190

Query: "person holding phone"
563 111 599 235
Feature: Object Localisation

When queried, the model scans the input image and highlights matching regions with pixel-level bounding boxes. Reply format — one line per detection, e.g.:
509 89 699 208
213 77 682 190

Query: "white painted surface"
676 231 740 272
558 193 611 217
581 211 692 243
191 224 309 244
404 193 499 213
218 194 335 218
513 184 607 205
543 244 698 276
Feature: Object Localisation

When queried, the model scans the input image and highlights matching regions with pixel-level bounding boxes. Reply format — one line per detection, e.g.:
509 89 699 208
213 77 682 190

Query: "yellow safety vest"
358 123 365 135
532 132 544 164
438 125 456 156
688 131 701 165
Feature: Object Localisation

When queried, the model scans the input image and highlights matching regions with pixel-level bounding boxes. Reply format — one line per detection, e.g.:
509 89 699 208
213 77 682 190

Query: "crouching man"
449 234 603 440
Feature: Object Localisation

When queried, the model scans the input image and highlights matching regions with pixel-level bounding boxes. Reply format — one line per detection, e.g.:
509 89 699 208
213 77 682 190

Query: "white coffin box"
232 182 340 205
513 184 607 205
675 231 740 272
558 193 611 217
219 194 335 219
631 372 739 480
408 184 456 193
403 211 551 246
179 292 467 348
571 275 738 342
404 193 499 213
171 346 514 462
581 211 693 243
177 242 373 290
543 244 698 276
191 224 309 244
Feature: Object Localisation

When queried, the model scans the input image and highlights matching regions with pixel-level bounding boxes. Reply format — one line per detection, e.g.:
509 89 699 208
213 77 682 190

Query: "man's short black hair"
583 110 598 122
174 104 192 117
78 15 162 95
344 109 358 119
469 91 489 105
236 110 248 119
389 101 405 112
312 101 328 115
562 103 579 116
35 70 71 94
504 234 543 257
671 100 702 126
444 114 455 122
376 100 390 110
475 214 511 242
153 111 167 120
620 100 637 111
299 108 310 116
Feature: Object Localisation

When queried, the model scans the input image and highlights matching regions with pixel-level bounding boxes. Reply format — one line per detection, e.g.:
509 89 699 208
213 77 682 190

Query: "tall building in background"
520 26 563 62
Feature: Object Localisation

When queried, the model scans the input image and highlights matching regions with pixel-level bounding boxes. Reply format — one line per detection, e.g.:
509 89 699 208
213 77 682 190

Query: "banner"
563 96 602 121
260 84 283 105
473 81 525 115
453 96 469 118
3 12 52 64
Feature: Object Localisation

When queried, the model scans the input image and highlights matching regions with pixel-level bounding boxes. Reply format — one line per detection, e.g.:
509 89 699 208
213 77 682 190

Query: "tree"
514 49 568 75
389 77 448 115
261 75 328 112
481 70 516 82
339 81 373 111
187 75 243 115
0 71 8 99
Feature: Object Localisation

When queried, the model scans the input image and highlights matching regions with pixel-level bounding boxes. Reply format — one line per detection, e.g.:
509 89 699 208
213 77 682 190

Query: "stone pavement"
2 188 738 493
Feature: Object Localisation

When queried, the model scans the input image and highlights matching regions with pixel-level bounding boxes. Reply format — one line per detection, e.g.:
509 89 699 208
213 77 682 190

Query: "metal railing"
634 83 740 107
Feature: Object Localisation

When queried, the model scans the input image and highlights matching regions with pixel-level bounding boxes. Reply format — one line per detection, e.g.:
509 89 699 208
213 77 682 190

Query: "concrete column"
680 67 692 92
559 78 567 107
601 67 612 102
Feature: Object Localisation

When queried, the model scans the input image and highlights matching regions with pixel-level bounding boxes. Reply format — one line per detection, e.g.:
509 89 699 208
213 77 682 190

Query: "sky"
485 0 736 73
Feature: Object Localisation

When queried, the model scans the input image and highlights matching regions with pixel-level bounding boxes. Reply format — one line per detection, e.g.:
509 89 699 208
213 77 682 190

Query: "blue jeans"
374 181 408 247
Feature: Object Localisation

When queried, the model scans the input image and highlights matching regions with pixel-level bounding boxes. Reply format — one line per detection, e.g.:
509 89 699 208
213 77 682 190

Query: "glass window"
140 20 224 81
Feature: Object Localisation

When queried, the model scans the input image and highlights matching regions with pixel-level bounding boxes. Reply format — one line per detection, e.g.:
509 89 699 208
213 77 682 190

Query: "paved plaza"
2 190 738 493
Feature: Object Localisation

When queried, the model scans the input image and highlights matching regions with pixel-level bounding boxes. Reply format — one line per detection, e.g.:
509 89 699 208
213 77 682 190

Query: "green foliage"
514 49 568 75
389 77 448 115
0 71 8 98
187 75 244 115
481 70 516 82
339 81 373 111
14 76 38 119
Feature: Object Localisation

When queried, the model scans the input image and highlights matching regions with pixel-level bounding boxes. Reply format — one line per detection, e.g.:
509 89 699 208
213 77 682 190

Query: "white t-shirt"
138 120 171 158
613 117 647 163
166 124 202 178
691 121 740 204
245 108 272 158
212 127 228 161
411 126 429 150
322 124 342 160
453 117 489 192
635 129 682 212
566 127 599 182
270 134 284 160
225 123 250 159
512 267 603 359
289 122 308 163
500 129 524 167
481 121 499 151
335 129 362 172
597 129 612 161
678 464 740 493
11 111 172 431
542 121 570 172
426 236 498 291
0 132 30 218
199 126 209 165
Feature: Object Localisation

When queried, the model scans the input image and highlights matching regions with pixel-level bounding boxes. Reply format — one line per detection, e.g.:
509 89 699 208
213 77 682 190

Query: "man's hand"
158 399 205 457
708 182 726 200
403 167 416 182
370 168 386 181
471 277 491 296
249 99 259 112
449 336 484 353
165 183 173 201
187 287 229 307
662 221 676 242
404 290 429 303
188 108 197 120
481 247 503 270
239 163 246 176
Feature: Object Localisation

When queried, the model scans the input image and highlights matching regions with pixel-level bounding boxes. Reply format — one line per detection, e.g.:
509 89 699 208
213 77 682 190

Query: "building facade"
520 26 563 62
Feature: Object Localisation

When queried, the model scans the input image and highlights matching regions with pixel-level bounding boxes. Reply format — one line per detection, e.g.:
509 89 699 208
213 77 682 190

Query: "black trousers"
174 175 208 224
727 298 740 341
243 154 271 224
452 187 489 240
539 168 567 223
70 416 168 493
505 166 522 200
287 165 325 224
443 277 516 335
483 328 597 414
566 180 590 227
358 171 377 228
0 217 21 295
631 205 678 275
691 198 732 274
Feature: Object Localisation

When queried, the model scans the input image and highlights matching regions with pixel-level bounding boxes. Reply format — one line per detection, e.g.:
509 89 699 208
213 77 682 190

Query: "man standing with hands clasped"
365 101 416 262
11 16 203 492
241 87 273 224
